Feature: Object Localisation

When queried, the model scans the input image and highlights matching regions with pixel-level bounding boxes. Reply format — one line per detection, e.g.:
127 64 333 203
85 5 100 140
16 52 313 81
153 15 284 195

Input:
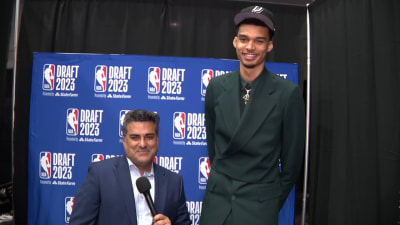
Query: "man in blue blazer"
200 6 305 225
69 109 191 225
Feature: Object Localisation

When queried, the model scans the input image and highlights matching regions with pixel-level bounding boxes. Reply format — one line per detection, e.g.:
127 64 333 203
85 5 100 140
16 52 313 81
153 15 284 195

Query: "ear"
267 41 274 52
233 36 237 48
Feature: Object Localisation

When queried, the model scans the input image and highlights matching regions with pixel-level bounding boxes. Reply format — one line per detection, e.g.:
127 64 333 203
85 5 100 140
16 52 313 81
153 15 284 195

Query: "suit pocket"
205 168 232 195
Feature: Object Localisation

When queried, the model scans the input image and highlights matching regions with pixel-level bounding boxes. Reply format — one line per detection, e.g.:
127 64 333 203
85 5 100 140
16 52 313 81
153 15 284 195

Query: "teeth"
244 53 256 59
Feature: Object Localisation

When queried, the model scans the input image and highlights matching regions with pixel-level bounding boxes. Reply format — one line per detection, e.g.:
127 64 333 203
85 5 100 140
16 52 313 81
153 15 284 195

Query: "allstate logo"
42 64 55 91
94 65 107 92
39 151 51 179
201 69 213 96
198 157 210 184
173 112 186 139
66 108 79 136
148 67 160 94
65 196 75 223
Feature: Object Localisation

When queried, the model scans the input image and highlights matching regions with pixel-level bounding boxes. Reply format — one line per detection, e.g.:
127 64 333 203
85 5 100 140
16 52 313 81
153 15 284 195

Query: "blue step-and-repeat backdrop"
28 52 299 225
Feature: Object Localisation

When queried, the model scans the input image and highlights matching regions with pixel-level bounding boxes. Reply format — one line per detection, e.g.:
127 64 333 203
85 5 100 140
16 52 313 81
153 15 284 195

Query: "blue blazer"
69 156 191 225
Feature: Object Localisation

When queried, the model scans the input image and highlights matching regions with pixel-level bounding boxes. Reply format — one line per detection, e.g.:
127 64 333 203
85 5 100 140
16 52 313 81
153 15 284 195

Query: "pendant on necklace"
243 88 251 105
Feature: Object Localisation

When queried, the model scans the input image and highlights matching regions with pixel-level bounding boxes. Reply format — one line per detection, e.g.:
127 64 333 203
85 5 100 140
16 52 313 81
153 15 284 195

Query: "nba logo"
39 152 51 179
91 154 104 162
173 112 186 139
65 197 75 223
201 69 213 96
66 108 79 136
119 110 130 137
42 64 55 91
94 65 107 92
198 157 210 184
153 156 158 164
148 67 160 94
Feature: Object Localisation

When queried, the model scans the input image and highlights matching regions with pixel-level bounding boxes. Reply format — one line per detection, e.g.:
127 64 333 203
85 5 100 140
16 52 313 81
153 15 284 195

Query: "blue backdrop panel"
28 53 299 225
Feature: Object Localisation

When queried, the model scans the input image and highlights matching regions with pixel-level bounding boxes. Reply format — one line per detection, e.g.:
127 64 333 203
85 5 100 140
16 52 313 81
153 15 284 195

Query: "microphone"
136 176 157 216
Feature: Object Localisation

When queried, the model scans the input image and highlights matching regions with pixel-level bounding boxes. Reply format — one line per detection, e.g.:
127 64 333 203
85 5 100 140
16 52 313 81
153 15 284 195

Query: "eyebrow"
129 133 156 137
238 34 267 40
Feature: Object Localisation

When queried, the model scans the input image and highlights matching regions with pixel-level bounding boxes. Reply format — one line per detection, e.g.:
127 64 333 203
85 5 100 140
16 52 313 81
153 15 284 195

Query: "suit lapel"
114 157 138 225
154 164 167 214
222 69 278 157
216 71 241 136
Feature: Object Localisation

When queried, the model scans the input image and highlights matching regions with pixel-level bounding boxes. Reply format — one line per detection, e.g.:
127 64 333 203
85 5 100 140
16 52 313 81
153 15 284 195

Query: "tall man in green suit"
200 6 305 225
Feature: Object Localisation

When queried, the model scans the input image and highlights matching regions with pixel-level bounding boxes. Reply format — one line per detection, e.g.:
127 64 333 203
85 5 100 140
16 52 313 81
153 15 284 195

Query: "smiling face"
233 23 273 71
122 121 158 175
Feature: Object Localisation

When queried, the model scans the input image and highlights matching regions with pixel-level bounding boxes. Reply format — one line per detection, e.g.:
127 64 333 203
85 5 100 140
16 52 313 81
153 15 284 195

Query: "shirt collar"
126 157 154 177
239 67 266 90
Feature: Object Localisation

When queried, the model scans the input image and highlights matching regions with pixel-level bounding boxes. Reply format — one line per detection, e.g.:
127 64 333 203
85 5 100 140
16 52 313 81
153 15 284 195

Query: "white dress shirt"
127 158 155 225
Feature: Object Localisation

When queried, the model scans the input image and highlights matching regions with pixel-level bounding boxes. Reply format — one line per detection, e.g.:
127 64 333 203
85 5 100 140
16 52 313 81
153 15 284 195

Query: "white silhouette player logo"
67 109 79 135
95 66 107 92
173 112 185 139
43 65 55 90
202 71 212 88
200 157 210 179
149 68 160 93
40 152 51 178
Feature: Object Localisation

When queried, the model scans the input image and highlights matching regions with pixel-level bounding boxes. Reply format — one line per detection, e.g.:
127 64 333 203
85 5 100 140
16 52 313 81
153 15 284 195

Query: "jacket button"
231 195 236 200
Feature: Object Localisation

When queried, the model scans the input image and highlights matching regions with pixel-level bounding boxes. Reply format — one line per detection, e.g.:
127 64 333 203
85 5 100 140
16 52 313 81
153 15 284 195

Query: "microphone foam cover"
136 176 151 193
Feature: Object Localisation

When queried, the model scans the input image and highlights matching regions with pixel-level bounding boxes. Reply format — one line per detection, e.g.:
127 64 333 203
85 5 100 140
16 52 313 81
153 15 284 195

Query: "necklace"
242 83 251 105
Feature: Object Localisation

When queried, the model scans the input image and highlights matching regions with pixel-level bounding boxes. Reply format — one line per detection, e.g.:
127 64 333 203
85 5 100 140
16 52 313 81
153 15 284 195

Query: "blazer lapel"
114 157 138 225
215 71 241 137
223 69 278 157
153 164 167 214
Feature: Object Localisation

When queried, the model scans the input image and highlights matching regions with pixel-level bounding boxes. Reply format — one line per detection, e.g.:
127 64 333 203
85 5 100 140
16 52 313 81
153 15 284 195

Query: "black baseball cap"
234 6 275 35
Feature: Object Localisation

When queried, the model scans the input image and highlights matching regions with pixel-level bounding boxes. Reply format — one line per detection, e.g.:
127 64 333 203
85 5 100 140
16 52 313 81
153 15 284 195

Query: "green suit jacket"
200 68 305 225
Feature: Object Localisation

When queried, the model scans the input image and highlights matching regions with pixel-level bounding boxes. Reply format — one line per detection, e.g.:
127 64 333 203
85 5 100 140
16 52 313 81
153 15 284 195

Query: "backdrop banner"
28 52 299 225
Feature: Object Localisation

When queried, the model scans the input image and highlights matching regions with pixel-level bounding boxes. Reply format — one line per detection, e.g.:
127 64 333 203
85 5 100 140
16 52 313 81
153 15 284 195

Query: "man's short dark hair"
122 109 160 137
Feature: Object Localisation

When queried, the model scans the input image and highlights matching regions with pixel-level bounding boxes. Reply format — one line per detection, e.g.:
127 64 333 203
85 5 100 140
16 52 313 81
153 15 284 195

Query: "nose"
139 137 146 148
246 41 255 50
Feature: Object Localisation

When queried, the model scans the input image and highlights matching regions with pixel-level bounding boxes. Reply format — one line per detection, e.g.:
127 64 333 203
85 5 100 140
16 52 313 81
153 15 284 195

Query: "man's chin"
242 63 257 69
136 158 153 166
